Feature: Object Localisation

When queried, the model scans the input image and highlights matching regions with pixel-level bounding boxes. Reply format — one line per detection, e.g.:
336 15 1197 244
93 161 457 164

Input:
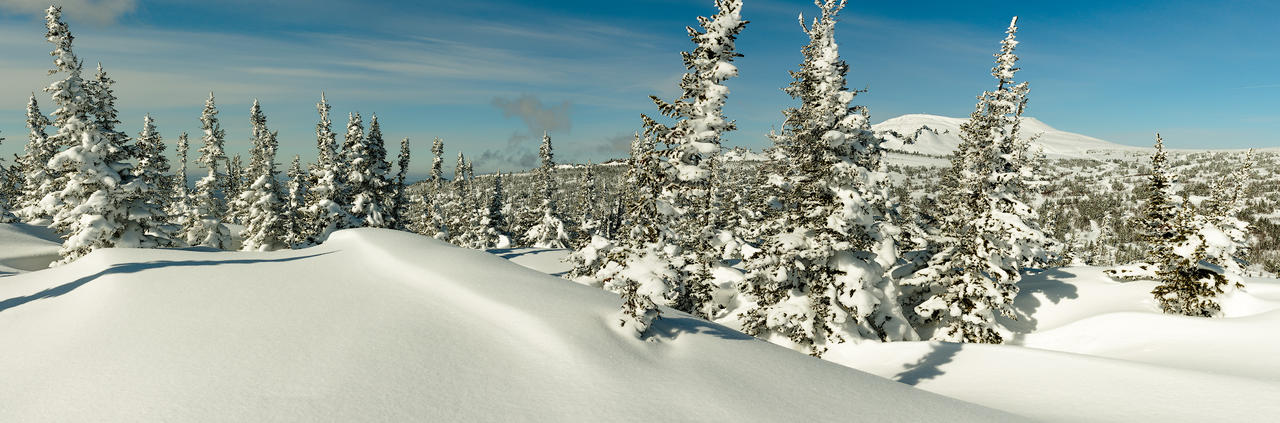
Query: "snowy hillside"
874 114 1145 158
0 227 1009 421
509 250 1280 422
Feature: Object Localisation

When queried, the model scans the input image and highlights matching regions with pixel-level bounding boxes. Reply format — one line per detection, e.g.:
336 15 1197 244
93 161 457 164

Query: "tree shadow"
1006 267 1080 336
647 314 755 342
0 252 334 314
893 342 962 385
488 248 547 260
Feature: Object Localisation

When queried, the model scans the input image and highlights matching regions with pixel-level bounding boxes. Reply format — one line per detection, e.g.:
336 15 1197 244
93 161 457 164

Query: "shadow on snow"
0 252 335 314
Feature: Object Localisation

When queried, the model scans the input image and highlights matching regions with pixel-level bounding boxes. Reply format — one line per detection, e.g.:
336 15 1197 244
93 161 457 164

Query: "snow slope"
0 222 61 275
874 114 1145 158
0 227 1009 421
508 250 1280 422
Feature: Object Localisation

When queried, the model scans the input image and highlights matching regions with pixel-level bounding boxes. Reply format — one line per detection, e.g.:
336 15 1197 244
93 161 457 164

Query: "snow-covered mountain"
874 114 1145 158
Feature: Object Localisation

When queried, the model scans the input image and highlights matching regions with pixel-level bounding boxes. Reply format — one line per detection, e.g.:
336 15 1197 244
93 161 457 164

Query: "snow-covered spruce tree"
86 63 127 147
125 114 177 247
303 94 354 244
570 161 601 249
1139 135 1179 250
392 137 411 230
282 155 308 247
903 17 1047 344
479 171 512 248
524 132 571 248
737 0 914 356
600 133 677 336
16 94 55 222
342 112 393 228
183 92 231 249
448 151 481 247
168 132 191 222
1151 200 1233 317
1152 150 1254 317
41 7 144 264
237 115 288 252
227 100 269 221
1106 134 1179 281
417 136 449 240
1201 149 1255 277
0 130 15 223
224 154 246 223
640 0 746 319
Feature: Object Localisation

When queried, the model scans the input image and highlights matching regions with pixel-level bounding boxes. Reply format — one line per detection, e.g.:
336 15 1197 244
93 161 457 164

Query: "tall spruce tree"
1151 148 1253 317
0 129 13 223
1140 134 1179 258
237 103 287 252
606 133 676 336
226 100 268 224
346 114 394 228
904 17 1047 344
640 0 746 319
169 132 191 221
524 132 570 248
449 151 479 247
126 114 177 247
480 171 512 248
739 0 915 356
392 137 411 230
86 63 126 147
303 94 354 244
42 7 141 264
184 92 231 249
16 94 55 222
420 137 449 240
571 161 601 249
225 154 245 222
283 154 308 247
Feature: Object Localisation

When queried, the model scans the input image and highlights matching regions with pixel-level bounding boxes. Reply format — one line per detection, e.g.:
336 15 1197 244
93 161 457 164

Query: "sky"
0 0 1278 177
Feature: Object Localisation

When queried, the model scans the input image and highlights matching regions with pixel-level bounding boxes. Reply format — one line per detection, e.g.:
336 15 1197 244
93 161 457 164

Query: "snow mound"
825 340 1280 423
0 223 62 274
0 228 1008 421
874 114 1144 158
506 252 1280 422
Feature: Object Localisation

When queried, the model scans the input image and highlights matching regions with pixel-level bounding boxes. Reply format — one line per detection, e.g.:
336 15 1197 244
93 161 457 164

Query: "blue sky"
0 0 1277 177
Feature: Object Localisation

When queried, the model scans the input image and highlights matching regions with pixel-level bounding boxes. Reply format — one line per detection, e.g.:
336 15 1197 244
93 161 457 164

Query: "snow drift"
0 227 1009 421
0 222 61 275
509 250 1280 422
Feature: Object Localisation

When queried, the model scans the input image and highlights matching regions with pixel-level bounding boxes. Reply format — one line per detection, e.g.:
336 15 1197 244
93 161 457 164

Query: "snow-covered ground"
0 227 1009 421
0 222 61 275
510 249 1280 422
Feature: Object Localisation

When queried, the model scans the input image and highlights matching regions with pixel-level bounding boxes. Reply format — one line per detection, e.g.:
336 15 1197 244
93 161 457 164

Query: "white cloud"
0 0 137 25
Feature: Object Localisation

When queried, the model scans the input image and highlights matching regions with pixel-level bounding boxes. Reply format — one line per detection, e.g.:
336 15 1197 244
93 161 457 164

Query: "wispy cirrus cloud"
0 0 136 25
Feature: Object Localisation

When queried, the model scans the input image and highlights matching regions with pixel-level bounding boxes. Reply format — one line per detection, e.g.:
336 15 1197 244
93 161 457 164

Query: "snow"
0 223 61 275
0 226 1007 421
874 114 1145 159
507 249 1280 422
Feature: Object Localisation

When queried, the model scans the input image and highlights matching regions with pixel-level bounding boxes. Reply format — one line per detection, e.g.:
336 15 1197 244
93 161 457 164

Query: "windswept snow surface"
0 227 1009 422
0 223 61 275
874 114 1144 158
509 250 1280 422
